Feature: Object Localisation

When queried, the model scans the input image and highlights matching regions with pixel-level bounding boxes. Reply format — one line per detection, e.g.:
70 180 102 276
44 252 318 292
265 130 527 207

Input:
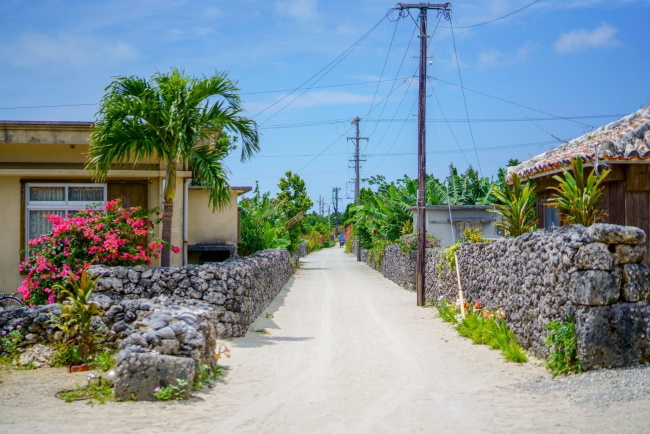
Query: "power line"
253 10 391 126
440 0 541 29
450 16 482 175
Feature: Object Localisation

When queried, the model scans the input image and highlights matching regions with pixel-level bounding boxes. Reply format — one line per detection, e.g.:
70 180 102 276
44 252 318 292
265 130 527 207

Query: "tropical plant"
489 172 538 236
276 171 314 254
0 325 23 363
18 199 170 305
87 67 259 266
50 270 104 363
548 157 610 226
239 185 290 256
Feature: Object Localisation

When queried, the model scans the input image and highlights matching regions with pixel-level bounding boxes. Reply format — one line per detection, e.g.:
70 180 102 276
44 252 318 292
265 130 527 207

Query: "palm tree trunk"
161 198 173 267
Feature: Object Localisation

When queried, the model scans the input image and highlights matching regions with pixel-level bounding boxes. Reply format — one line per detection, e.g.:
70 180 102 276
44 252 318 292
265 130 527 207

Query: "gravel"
515 363 650 406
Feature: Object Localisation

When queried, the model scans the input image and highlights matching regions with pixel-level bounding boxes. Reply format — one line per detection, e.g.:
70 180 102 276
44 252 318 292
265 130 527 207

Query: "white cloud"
478 42 534 68
274 0 319 21
554 22 619 54
8 32 138 68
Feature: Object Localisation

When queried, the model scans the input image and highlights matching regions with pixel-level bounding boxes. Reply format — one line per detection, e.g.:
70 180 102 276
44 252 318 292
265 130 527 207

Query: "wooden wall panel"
626 192 650 265
107 182 148 209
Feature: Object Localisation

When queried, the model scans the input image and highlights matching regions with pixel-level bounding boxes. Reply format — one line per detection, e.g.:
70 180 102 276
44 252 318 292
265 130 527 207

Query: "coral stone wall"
363 224 650 369
90 249 292 338
0 249 292 366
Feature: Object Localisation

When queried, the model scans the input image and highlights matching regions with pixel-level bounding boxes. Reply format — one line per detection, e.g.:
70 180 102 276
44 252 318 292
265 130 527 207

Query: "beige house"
0 121 250 294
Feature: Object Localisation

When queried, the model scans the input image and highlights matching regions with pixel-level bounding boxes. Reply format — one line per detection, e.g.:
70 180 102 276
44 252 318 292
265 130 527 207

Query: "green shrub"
544 317 582 377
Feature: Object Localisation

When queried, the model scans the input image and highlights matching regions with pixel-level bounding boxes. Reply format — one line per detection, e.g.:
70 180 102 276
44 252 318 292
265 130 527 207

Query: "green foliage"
57 379 114 405
429 165 496 206
544 317 582 377
239 184 291 256
193 363 227 390
368 239 393 269
88 350 115 371
0 325 23 364
50 343 84 367
153 378 190 401
438 228 490 276
490 172 538 236
277 171 314 254
397 232 441 253
549 157 611 226
87 67 259 266
303 213 333 252
50 270 104 363
436 299 527 363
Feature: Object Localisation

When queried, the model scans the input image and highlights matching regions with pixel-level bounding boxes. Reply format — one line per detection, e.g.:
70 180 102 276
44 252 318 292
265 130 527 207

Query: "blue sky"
2 0 649 212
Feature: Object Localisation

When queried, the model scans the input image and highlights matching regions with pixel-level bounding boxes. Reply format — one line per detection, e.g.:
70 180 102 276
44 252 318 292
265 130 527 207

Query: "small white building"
410 205 501 247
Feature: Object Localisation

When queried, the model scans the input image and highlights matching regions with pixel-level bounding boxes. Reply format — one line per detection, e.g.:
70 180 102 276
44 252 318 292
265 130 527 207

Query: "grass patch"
435 299 527 363
56 379 114 405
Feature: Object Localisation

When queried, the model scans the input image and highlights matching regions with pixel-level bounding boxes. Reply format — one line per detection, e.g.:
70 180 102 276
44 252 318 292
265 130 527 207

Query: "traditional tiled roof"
509 105 650 179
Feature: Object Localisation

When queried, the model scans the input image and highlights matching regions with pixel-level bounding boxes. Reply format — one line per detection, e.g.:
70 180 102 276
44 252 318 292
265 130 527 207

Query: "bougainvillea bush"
18 199 178 305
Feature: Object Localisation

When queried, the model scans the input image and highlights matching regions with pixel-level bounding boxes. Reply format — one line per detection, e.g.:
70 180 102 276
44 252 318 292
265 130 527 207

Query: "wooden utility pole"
394 2 451 306
348 117 368 262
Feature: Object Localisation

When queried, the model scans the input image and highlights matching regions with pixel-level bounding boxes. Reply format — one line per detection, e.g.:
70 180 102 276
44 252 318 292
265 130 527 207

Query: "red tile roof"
509 105 650 179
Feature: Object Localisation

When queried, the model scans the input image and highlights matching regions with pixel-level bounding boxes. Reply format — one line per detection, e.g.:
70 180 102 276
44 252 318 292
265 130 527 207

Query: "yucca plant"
489 173 537 236
549 157 610 226
51 270 104 362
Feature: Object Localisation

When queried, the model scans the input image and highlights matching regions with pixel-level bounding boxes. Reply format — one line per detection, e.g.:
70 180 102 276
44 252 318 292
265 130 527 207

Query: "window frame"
24 182 107 250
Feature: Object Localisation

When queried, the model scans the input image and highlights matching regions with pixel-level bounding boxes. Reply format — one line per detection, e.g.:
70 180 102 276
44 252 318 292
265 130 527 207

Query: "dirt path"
1 247 648 433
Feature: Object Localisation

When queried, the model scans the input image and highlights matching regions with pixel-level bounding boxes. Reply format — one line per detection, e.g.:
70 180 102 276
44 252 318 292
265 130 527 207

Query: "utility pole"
318 195 324 216
348 116 368 261
332 187 341 234
394 2 451 306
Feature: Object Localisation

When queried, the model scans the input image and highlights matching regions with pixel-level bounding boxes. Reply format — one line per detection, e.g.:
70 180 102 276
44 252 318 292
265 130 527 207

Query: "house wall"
0 123 188 294
187 188 239 246
412 206 501 247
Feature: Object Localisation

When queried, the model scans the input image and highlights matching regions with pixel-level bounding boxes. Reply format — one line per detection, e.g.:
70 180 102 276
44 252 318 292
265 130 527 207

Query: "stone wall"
363 224 650 370
0 249 292 366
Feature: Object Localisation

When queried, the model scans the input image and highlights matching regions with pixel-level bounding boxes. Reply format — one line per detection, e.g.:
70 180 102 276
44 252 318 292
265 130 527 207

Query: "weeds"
154 379 189 401
544 317 582 377
56 379 114 405
435 299 527 363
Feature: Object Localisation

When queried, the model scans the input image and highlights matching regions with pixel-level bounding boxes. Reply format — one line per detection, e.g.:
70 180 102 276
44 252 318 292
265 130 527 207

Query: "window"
543 204 560 228
25 183 106 245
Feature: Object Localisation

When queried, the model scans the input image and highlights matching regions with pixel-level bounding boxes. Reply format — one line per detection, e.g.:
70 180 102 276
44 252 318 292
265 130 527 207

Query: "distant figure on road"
338 233 345 247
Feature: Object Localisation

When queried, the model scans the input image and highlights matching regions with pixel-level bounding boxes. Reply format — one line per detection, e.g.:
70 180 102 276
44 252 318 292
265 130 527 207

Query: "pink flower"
171 246 181 254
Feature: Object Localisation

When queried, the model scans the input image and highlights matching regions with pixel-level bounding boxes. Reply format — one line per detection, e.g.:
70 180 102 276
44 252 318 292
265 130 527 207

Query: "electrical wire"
361 13 401 136
439 0 542 29
450 16 482 174
253 10 391 126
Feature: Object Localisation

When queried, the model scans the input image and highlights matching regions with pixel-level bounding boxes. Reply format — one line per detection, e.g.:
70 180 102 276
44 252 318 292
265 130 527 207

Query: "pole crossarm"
394 2 451 9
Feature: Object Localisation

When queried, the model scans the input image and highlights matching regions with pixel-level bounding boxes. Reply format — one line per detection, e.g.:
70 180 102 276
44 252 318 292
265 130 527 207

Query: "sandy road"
1 247 648 433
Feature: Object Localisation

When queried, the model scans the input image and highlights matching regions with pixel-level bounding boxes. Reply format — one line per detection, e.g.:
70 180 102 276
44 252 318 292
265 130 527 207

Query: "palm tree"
86 68 259 266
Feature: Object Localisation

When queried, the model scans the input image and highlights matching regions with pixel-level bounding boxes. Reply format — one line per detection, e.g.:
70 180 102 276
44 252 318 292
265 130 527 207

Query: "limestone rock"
575 303 650 370
575 243 613 270
615 244 646 265
570 269 621 305
584 224 646 245
114 351 195 401
621 264 650 302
